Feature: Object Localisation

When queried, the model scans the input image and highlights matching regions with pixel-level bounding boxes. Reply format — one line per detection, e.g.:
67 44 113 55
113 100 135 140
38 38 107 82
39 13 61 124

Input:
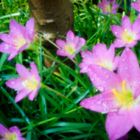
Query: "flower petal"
0 43 15 53
88 65 120 91
118 48 140 96
16 64 30 78
132 17 140 33
122 16 131 29
9 126 21 136
111 25 122 38
56 39 66 48
66 30 75 42
106 112 133 140
80 91 118 114
30 62 40 79
28 89 38 101
0 124 8 136
25 18 35 40
6 78 24 91
15 89 30 102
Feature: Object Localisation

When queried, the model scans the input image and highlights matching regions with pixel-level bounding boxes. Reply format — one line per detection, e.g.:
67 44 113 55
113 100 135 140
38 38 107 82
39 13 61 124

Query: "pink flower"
80 48 140 140
0 18 35 60
56 30 86 59
0 124 25 140
98 0 118 14
6 62 41 102
131 0 140 12
79 43 119 73
111 16 140 48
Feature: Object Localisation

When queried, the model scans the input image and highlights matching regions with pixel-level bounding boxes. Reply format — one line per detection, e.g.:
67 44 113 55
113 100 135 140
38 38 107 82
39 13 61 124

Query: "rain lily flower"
111 16 140 48
79 43 119 73
6 62 41 102
0 124 25 140
80 48 140 140
56 30 86 59
98 0 118 14
131 0 140 12
0 18 35 60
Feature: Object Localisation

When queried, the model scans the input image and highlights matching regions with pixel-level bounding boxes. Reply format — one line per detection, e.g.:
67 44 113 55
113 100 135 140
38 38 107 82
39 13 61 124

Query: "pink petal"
15 90 30 102
113 39 125 48
8 51 18 61
25 18 35 40
77 37 86 49
30 62 40 80
80 91 118 114
56 39 66 48
66 30 75 42
122 16 131 29
28 89 38 101
16 64 30 78
88 65 120 91
0 124 8 136
6 78 24 91
56 49 67 57
10 20 25 36
9 126 21 136
132 17 140 33
111 25 122 38
0 34 13 44
118 48 140 96
0 43 15 53
131 2 140 12
106 112 133 140
131 104 140 132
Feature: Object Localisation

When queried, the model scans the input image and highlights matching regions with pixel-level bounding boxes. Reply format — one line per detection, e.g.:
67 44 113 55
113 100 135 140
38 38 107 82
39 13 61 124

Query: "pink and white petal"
56 39 66 48
66 30 75 42
118 48 140 95
80 91 118 114
0 43 15 53
6 78 24 91
113 39 125 48
9 126 21 136
131 104 140 132
0 124 9 136
92 43 107 59
88 65 120 91
106 112 133 140
15 90 30 102
111 25 123 38
28 89 38 101
132 17 140 33
8 51 18 61
122 16 131 29
16 64 30 77
125 41 137 48
30 62 40 79
56 49 67 57
0 34 13 44
10 20 25 35
77 37 86 49
25 18 35 40
131 2 140 12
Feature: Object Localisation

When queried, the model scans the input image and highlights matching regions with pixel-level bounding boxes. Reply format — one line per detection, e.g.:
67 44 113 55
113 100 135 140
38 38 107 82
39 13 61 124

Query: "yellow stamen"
112 80 134 108
14 36 26 49
64 45 75 55
22 76 38 90
121 29 135 43
98 61 113 71
4 133 17 140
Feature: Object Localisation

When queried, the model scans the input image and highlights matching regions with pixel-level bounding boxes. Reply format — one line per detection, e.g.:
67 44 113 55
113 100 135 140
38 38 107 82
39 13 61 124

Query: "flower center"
14 36 26 49
64 44 75 55
97 60 113 71
105 4 112 13
22 76 38 91
121 29 136 43
112 80 134 108
4 133 17 140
